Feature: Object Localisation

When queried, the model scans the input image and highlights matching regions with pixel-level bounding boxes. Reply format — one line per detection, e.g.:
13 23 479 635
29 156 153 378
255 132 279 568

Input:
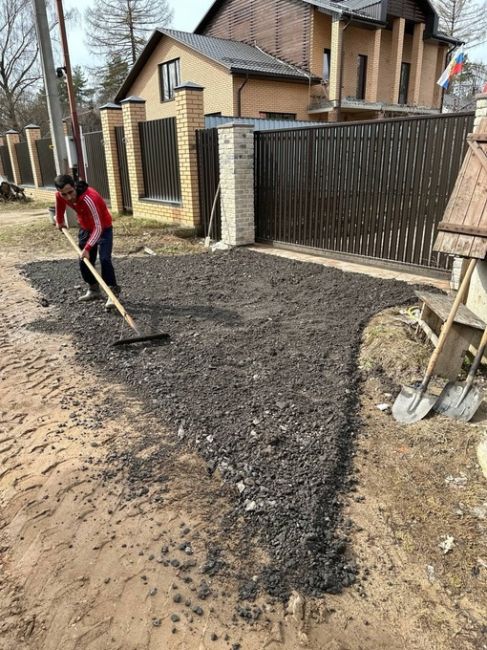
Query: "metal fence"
0 145 13 182
83 130 110 201
139 117 181 203
255 112 475 271
36 138 56 187
196 128 221 239
115 126 132 212
14 141 34 185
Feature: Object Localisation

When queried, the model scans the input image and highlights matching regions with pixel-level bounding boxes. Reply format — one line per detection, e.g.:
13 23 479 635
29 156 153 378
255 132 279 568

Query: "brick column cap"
100 103 122 110
174 82 204 92
5 129 19 134
24 124 40 129
217 123 254 130
120 96 146 104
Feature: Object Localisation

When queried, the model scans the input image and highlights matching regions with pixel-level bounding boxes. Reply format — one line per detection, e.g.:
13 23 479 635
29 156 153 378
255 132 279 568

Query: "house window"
323 48 331 83
356 54 367 100
399 62 410 105
159 59 180 102
259 112 296 120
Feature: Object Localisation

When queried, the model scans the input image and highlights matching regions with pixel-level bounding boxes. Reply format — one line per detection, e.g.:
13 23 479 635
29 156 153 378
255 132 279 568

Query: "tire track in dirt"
0 258 316 650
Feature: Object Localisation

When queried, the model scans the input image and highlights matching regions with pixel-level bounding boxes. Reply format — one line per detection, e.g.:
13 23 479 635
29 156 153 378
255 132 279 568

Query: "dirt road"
0 216 486 649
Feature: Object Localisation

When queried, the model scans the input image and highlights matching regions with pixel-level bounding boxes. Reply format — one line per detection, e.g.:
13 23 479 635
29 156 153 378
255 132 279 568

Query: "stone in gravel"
197 580 211 600
172 593 182 603
170 614 180 623
152 619 161 627
192 606 204 616
170 559 181 568
210 633 218 641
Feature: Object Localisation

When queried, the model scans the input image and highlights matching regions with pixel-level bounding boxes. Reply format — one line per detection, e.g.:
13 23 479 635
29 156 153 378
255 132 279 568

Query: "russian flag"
437 47 465 89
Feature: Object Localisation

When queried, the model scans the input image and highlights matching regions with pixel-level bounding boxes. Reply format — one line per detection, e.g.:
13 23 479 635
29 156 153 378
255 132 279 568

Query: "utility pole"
55 0 85 180
32 0 68 175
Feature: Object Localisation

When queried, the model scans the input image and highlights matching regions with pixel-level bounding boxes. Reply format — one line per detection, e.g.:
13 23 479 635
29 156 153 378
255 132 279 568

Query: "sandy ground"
0 209 486 650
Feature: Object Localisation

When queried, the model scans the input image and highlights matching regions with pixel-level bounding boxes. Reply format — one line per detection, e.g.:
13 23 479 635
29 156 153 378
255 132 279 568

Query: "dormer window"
159 58 181 102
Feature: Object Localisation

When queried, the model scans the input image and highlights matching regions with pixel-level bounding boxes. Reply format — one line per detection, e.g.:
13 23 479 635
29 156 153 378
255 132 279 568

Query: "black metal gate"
139 117 181 203
196 128 221 240
83 130 110 202
14 141 34 185
115 126 132 213
0 145 13 182
36 138 56 187
255 112 475 271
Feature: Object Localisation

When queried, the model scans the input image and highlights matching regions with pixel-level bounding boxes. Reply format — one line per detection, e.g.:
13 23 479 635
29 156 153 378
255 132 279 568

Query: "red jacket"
56 184 112 251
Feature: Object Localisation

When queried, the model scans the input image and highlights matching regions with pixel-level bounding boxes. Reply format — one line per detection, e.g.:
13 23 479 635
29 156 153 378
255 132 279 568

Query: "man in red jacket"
54 174 119 309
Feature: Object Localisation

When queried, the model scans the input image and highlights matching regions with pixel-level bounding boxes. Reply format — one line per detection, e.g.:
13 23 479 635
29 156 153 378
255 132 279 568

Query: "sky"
61 0 486 70
62 0 214 68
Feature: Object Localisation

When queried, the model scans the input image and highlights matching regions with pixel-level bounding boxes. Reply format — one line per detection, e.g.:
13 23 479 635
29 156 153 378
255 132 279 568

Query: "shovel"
392 258 477 424
434 322 487 421
61 227 170 346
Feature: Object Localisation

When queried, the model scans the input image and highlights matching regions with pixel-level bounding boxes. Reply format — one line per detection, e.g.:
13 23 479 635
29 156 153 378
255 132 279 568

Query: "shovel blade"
434 382 484 422
392 386 438 424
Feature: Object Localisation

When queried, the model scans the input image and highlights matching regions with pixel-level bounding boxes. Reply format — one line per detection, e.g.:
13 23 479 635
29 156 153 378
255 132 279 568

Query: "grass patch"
0 210 202 257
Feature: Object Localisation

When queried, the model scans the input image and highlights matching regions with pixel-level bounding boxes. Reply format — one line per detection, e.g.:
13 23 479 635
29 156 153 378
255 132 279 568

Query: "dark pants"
78 227 117 287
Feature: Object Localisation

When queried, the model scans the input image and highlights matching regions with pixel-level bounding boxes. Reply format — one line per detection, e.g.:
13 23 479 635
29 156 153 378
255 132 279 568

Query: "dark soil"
24 248 416 601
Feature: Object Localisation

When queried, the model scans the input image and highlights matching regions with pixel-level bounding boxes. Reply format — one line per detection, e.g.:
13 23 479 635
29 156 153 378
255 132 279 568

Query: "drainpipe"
337 17 353 122
237 75 249 117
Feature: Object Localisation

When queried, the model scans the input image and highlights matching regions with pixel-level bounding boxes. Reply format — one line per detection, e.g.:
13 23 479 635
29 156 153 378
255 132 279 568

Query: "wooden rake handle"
422 257 477 387
61 227 140 335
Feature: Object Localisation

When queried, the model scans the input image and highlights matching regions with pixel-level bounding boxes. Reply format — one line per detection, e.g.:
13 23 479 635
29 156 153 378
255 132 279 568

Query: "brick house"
116 0 460 122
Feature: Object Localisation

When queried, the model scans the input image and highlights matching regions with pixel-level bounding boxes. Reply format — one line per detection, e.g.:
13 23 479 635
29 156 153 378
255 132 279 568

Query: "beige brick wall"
310 11 332 78
234 77 311 121
419 42 444 107
309 9 444 109
126 40 234 119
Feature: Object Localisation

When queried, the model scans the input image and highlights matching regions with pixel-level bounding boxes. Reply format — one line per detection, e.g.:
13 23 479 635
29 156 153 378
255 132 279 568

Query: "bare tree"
84 0 173 67
0 0 41 131
432 0 487 48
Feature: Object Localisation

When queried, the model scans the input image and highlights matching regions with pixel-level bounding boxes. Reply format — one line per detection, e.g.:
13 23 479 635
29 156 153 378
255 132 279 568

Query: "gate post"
24 125 43 188
174 82 205 227
121 96 146 205
5 130 22 185
100 103 124 214
0 138 4 179
217 123 255 246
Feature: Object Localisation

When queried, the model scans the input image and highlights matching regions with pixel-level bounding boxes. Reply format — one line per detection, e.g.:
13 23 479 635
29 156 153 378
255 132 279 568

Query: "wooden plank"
438 221 487 237
415 291 486 329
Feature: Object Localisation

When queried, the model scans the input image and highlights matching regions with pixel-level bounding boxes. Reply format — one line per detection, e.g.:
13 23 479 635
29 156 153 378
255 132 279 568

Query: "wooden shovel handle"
423 258 477 385
61 227 140 334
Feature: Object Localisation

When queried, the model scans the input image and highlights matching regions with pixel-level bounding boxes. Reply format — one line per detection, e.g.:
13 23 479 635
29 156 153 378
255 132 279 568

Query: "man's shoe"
78 285 101 302
105 286 120 311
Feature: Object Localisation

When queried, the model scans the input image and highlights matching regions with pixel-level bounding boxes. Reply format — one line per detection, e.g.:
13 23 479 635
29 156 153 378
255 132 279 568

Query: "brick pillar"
474 92 487 132
0 142 4 178
100 103 124 214
409 23 425 105
433 46 446 108
391 18 405 104
5 130 21 185
366 28 382 103
175 82 205 227
328 17 342 104
217 123 255 246
24 124 43 187
121 96 146 205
